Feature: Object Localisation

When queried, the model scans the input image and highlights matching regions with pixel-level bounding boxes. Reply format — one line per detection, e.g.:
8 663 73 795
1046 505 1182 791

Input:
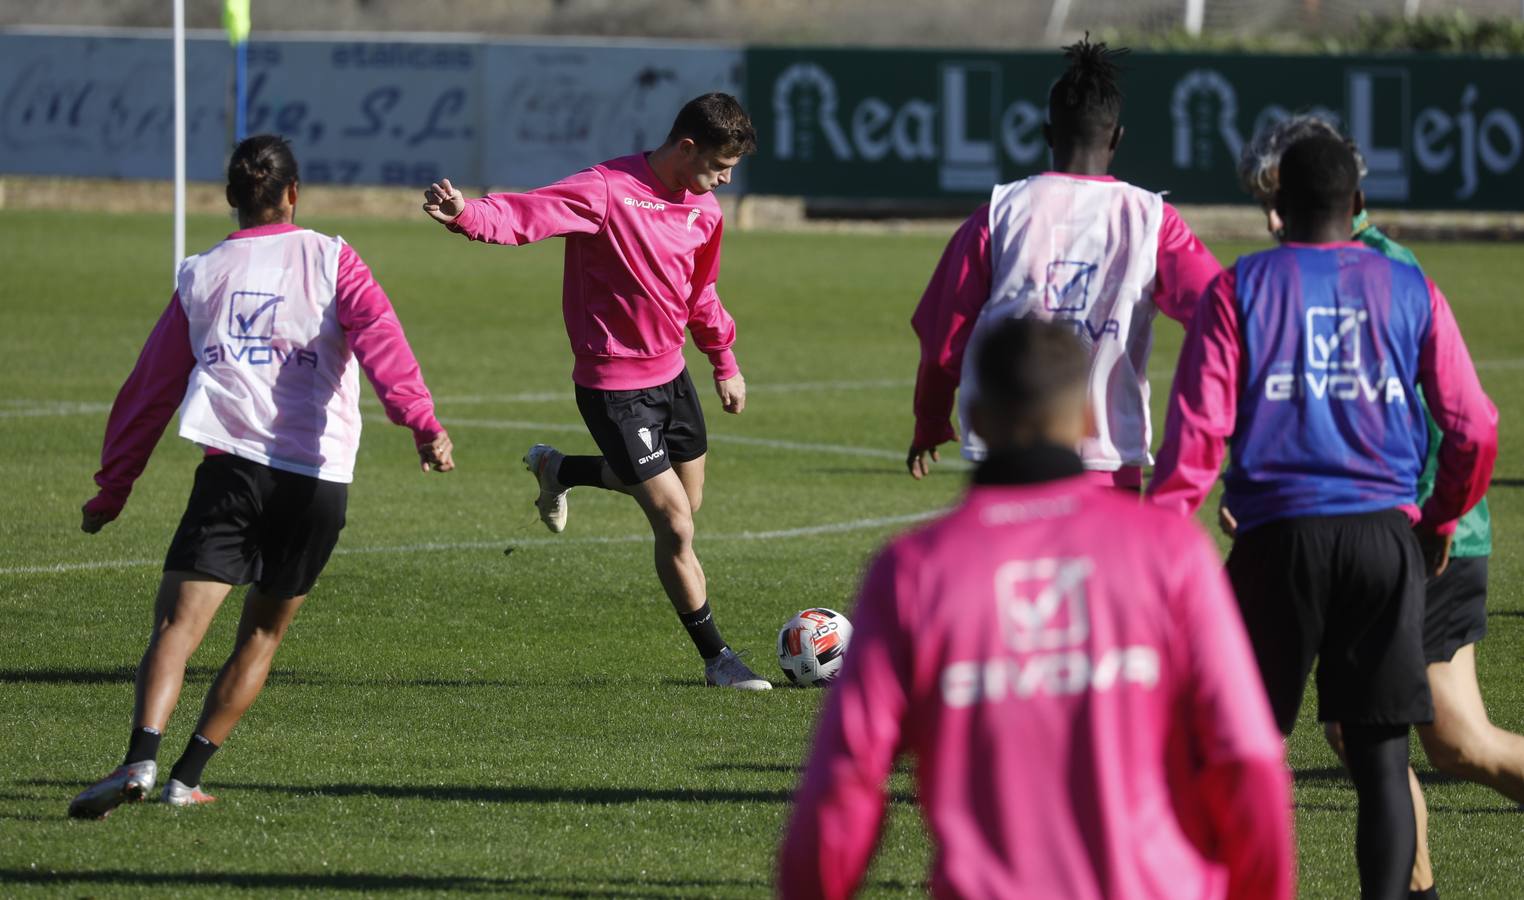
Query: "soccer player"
1235 114 1524 899
69 135 454 819
1147 134 1497 897
908 38 1222 488
420 93 769 690
779 318 1294 900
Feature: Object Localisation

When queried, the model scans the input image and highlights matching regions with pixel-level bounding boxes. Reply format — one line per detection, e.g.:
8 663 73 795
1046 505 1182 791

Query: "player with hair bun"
69 134 453 818
908 37 1222 489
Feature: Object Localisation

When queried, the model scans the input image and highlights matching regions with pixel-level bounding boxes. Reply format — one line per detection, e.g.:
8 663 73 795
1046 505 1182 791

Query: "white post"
173 0 186 279
1184 0 1205 35
1044 0 1073 44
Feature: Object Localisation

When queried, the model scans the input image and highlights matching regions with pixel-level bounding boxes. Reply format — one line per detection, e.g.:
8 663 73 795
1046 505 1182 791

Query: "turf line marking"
0 402 112 419
0 511 941 576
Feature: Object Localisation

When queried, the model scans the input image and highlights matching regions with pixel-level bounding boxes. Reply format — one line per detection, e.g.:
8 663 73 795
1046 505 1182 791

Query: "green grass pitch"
1 209 1521 897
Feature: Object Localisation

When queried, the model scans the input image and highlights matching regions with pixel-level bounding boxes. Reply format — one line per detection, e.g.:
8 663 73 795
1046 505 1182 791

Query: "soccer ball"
777 608 853 687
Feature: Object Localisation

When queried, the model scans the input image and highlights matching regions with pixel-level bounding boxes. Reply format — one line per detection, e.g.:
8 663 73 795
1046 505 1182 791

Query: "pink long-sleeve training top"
86 223 443 519
779 452 1294 900
1146 255 1496 533
447 153 739 391
911 177 1222 487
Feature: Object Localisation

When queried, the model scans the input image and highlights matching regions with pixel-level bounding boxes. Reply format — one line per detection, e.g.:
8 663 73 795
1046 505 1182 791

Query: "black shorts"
164 454 348 598
1226 509 1432 734
1424 555 1488 664
574 369 708 486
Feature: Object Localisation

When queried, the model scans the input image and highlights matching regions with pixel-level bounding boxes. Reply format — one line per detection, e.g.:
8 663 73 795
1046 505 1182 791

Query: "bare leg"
192 587 307 745
1419 643 1524 802
1409 767 1433 891
133 572 235 733
673 454 705 514
624 468 705 615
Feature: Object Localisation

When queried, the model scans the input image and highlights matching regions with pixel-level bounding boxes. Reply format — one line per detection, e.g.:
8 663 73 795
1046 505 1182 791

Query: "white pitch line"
0 511 941 577
0 402 112 419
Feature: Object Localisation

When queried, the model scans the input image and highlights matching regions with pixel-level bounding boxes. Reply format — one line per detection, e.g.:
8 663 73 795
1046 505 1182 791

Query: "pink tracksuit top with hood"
447 153 739 391
779 453 1294 900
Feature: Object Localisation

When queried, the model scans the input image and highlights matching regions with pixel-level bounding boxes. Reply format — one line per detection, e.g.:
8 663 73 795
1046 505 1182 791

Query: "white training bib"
175 229 362 483
961 175 1164 470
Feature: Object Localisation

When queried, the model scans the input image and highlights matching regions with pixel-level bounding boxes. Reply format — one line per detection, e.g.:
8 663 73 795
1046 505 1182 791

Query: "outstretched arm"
909 205 990 478
337 243 453 473
82 295 197 532
422 170 608 246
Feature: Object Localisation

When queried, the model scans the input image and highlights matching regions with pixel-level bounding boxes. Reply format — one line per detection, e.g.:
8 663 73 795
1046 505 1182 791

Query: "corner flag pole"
173 0 186 279
224 0 252 142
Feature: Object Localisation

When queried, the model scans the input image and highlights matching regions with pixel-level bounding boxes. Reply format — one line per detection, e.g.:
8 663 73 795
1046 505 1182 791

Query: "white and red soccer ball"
777 608 853 687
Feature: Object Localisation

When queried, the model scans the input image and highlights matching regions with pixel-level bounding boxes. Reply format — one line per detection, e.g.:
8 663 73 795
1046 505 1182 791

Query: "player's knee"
1422 726 1490 779
652 509 695 549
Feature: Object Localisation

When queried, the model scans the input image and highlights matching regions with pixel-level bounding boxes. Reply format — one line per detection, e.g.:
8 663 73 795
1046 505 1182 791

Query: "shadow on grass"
21 778 914 807
227 781 914 805
0 869 802 897
1294 766 1462 788
0 666 574 690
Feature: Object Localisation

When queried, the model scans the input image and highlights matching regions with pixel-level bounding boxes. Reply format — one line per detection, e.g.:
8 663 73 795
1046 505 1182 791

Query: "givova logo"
941 557 1160 707
1263 306 1406 403
624 197 666 211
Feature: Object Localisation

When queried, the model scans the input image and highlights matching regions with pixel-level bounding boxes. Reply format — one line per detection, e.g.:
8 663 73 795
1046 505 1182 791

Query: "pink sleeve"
686 217 740 381
911 206 991 448
1170 529 1295 900
1146 270 1241 516
1417 279 1498 532
778 549 912 900
336 244 443 445
1153 203 1224 323
447 168 608 246
85 295 196 518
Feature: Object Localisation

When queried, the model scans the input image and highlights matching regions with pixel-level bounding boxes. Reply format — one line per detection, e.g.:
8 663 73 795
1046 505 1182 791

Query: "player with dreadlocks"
907 37 1222 488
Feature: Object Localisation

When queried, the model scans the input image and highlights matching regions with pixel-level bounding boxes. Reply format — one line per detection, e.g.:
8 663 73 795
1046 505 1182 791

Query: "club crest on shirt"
687 209 702 230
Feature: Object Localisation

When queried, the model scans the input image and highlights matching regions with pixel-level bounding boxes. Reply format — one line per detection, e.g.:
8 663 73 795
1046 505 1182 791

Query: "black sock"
556 455 607 489
1410 887 1439 900
679 602 728 660
123 726 162 766
168 733 220 787
1344 723 1416 900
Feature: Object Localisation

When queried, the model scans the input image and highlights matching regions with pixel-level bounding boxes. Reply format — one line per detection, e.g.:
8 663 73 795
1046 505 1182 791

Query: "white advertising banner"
481 41 745 188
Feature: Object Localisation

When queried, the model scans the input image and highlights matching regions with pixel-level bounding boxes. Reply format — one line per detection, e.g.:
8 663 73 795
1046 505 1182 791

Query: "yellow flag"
223 0 251 45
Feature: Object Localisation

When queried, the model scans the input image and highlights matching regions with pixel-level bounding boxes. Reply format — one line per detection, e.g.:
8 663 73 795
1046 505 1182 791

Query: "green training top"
1352 210 1491 556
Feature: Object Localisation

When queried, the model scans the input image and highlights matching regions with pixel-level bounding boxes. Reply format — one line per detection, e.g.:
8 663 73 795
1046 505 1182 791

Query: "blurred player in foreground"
907 37 1221 488
780 319 1293 900
422 94 769 689
1148 134 1497 897
1234 114 1524 900
70 135 453 818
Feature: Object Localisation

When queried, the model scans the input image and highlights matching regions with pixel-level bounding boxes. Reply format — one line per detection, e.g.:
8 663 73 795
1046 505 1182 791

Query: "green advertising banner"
746 48 1524 210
